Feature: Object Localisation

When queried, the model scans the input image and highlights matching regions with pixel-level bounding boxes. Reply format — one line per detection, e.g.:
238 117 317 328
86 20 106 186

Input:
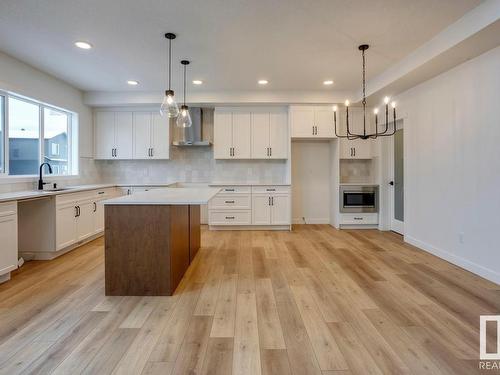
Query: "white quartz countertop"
209 182 291 186
0 184 117 203
103 187 221 205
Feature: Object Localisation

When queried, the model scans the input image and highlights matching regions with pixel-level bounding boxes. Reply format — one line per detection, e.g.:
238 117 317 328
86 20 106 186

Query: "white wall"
0 51 97 192
397 46 500 283
291 141 331 224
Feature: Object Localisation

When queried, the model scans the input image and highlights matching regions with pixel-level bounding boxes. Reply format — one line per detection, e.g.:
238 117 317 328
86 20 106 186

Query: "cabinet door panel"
94 200 104 234
232 112 251 159
0 216 18 275
56 205 77 250
252 195 271 225
271 195 290 225
291 109 315 138
114 112 134 159
77 202 95 241
251 112 270 159
151 113 170 159
214 111 233 159
269 112 288 159
94 112 115 159
315 109 335 138
133 112 152 159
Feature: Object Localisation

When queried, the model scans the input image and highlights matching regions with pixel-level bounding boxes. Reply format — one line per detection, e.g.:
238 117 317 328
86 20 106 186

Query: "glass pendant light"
160 33 179 118
176 60 192 128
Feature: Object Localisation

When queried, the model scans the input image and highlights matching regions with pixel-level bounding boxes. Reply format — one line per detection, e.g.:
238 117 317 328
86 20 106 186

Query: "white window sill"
0 174 80 185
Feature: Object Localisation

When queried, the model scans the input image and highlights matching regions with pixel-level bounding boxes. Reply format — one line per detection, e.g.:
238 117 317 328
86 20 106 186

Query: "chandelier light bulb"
333 105 338 112
384 96 390 104
391 101 396 108
373 108 379 114
345 100 350 107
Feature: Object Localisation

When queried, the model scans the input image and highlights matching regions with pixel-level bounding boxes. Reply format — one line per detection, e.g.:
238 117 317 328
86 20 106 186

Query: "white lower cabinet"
55 188 121 250
208 185 291 229
0 202 18 281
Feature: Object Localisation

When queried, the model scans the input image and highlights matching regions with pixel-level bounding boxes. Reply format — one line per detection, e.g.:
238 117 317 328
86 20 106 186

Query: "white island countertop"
103 187 221 205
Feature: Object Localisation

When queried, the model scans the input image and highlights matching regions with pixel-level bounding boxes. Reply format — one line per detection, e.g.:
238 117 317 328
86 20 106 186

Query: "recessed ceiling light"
74 41 92 49
192 80 203 85
258 79 268 85
127 80 139 86
323 80 334 85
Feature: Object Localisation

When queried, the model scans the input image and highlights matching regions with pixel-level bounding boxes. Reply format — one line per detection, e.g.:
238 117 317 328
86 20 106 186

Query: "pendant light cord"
362 48 366 136
183 63 186 105
168 38 172 90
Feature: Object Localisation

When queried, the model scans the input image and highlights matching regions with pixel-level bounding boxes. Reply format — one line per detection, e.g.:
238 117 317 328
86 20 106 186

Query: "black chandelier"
334 44 397 140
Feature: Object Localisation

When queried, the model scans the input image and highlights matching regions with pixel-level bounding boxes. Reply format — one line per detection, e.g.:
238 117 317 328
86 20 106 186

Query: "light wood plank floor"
0 225 499 375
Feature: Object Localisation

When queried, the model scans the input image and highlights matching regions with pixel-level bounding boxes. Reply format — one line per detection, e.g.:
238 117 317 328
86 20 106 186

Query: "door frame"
388 119 405 235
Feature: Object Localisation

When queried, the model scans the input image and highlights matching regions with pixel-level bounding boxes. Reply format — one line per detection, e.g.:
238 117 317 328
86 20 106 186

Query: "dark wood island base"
104 204 200 296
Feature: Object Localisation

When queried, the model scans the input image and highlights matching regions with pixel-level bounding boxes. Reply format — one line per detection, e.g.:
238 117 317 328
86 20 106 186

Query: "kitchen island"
103 187 219 296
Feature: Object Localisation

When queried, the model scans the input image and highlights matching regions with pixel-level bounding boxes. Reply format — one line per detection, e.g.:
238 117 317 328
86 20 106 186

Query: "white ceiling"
0 0 482 94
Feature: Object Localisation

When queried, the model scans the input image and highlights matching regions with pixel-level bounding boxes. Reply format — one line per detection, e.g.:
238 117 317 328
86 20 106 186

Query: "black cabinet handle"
271 197 274 206
150 148 154 157
93 202 97 212
75 206 78 217
354 217 363 220
389 181 394 186
266 188 276 192
270 147 272 156
98 191 105 195
224 188 235 192
225 216 235 220
225 200 235 204
268 197 271 206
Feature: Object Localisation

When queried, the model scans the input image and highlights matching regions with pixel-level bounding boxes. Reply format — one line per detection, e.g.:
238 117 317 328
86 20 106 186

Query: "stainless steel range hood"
172 107 212 146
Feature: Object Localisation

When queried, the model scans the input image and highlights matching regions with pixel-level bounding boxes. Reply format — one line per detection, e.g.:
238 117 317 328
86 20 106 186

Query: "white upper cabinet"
95 111 169 160
133 112 152 159
290 105 336 139
232 112 252 159
214 111 233 159
252 111 288 159
338 107 374 159
215 107 288 160
151 113 170 159
94 112 116 159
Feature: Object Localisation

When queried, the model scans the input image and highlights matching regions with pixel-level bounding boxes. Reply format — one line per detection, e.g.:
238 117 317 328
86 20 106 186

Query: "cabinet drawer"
213 186 251 194
56 191 94 206
0 202 17 217
209 195 251 210
209 210 251 225
92 188 116 199
252 185 290 194
340 213 378 225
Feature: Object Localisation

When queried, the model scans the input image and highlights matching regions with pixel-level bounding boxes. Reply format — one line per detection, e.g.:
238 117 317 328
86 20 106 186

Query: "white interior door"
389 121 404 234
251 112 270 159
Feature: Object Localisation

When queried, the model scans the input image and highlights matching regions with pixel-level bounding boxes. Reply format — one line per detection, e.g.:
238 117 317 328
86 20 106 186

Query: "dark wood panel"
170 205 190 294
189 205 201 262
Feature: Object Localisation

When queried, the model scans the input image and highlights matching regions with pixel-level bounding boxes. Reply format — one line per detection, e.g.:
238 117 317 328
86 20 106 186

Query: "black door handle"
389 181 394 186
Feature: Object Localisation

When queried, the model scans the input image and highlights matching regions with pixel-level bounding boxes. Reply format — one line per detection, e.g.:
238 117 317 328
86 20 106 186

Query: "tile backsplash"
96 146 289 185
339 159 374 183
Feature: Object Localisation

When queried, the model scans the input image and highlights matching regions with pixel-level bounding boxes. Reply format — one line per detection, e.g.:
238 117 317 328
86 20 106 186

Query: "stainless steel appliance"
172 107 213 146
340 185 378 213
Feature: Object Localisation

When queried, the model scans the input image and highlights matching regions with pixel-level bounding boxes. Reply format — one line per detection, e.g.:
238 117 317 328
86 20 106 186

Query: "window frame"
0 90 78 181
0 90 6 176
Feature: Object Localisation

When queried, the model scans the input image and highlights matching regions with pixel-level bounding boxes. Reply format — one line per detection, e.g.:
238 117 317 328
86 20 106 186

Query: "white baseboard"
209 225 291 231
405 235 500 285
292 218 330 224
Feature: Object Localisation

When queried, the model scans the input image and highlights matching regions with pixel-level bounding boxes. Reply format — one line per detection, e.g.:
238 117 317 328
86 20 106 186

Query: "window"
0 92 77 177
8 97 40 175
44 107 69 175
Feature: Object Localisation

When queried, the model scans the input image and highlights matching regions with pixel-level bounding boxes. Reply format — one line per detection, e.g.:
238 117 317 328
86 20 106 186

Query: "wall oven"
340 185 378 213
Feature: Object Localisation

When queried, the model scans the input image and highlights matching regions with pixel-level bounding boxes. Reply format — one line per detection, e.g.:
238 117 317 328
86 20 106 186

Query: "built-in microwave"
340 185 378 213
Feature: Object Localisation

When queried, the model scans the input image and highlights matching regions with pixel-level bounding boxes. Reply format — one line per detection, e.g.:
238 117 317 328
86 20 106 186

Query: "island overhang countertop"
103 187 221 205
